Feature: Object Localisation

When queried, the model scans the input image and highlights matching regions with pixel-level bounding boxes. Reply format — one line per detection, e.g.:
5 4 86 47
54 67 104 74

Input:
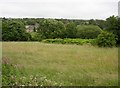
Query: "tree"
116 17 120 44
76 25 102 39
2 20 31 41
38 19 65 39
105 16 120 44
95 19 106 29
65 22 77 38
106 16 117 32
89 19 96 25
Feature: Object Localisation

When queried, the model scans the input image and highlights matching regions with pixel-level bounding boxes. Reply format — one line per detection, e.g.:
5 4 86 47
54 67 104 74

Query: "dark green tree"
65 22 77 38
95 19 106 29
38 19 65 39
89 19 96 25
106 16 117 32
97 31 116 47
76 25 102 39
2 20 31 41
105 16 120 44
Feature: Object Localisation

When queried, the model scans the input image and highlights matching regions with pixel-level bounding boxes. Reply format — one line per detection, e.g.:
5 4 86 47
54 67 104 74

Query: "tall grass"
2 42 118 86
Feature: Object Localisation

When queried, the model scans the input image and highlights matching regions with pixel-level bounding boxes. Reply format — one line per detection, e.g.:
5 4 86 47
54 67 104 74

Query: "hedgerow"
42 38 96 46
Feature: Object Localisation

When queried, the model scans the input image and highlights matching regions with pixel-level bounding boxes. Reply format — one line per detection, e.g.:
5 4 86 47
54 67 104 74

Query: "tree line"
2 16 120 46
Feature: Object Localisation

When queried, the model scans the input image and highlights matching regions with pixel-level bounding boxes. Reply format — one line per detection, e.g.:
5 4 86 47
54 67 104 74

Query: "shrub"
76 25 102 39
30 32 42 41
42 39 64 44
42 38 96 46
64 38 96 45
97 31 117 47
2 57 26 86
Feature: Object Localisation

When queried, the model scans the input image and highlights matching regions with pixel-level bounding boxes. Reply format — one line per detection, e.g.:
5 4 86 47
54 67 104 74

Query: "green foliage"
76 25 102 39
89 19 96 25
42 38 64 44
105 16 120 44
30 32 42 41
2 58 26 86
23 33 32 41
2 20 31 41
97 31 116 47
95 19 106 29
106 16 117 32
116 17 120 44
42 38 96 45
2 16 119 46
38 19 65 39
2 58 64 86
3 63 61 86
65 22 77 38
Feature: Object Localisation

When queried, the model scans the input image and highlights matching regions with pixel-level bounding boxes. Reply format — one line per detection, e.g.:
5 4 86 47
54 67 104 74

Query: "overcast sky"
0 0 119 19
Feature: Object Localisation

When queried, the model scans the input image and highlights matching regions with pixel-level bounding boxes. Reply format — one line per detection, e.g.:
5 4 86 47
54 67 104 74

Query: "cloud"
0 0 119 19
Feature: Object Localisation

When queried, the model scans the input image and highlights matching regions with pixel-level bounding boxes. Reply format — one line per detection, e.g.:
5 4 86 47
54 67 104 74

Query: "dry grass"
2 42 118 86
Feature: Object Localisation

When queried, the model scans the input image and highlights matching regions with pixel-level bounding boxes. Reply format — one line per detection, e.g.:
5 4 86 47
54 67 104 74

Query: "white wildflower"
41 84 43 86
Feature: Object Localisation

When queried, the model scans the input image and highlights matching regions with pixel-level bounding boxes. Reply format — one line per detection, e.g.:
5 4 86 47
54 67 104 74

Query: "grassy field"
2 42 118 86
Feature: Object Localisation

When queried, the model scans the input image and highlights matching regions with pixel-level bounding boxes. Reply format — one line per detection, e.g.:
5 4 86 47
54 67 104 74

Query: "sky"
0 0 119 19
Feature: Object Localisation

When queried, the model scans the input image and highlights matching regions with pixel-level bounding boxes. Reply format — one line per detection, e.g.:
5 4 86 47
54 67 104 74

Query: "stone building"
25 23 39 32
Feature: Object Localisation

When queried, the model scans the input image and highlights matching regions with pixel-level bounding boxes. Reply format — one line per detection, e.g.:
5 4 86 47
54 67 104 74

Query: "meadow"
2 42 118 86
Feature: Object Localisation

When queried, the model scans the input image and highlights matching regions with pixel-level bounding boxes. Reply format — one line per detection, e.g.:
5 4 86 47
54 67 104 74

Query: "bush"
30 32 42 41
97 31 117 47
42 38 64 44
2 57 26 86
76 25 102 39
64 38 96 45
42 38 96 46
